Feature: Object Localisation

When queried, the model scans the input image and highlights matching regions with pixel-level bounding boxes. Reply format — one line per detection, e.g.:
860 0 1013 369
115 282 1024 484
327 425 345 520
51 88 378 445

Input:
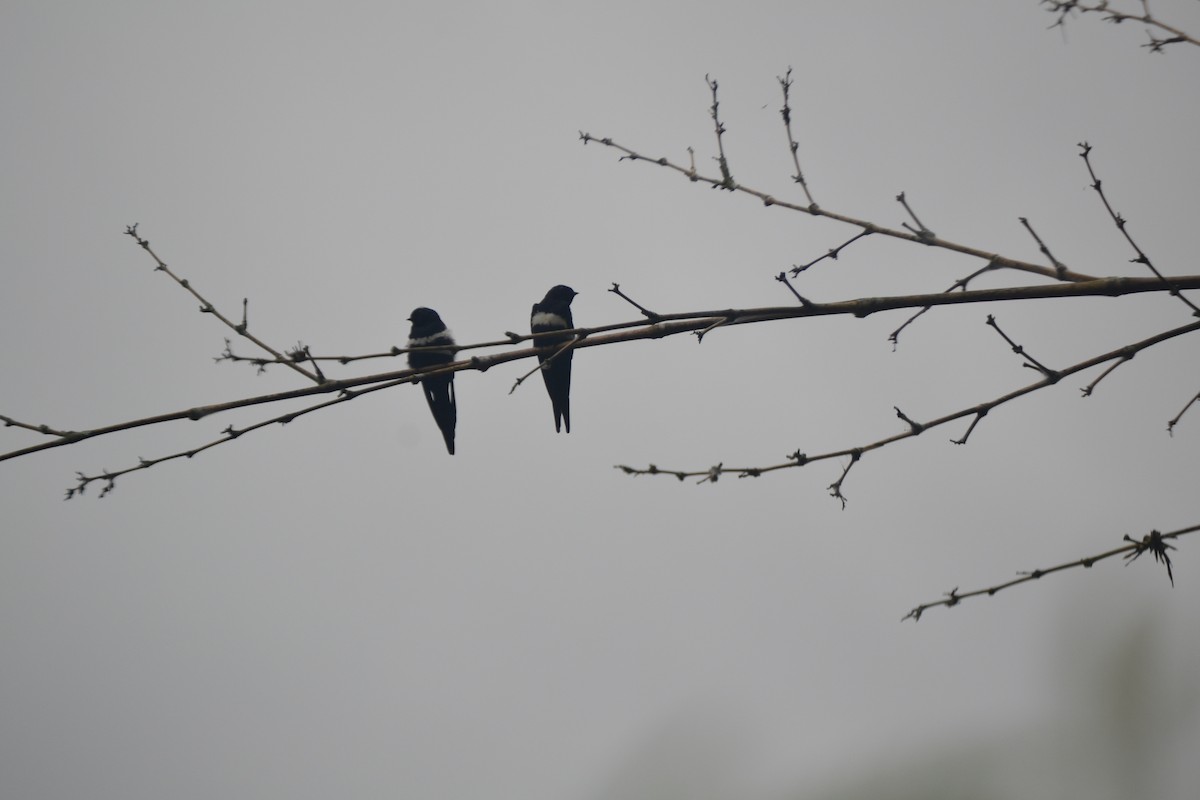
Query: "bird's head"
544 285 578 304
408 307 443 326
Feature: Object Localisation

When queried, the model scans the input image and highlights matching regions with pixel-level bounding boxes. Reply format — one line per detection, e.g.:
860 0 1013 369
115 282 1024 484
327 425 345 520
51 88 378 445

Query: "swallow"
407 307 457 455
530 285 578 433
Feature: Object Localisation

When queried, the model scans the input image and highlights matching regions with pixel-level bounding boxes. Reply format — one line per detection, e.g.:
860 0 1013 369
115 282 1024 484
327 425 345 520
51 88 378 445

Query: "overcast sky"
3 2 1200 798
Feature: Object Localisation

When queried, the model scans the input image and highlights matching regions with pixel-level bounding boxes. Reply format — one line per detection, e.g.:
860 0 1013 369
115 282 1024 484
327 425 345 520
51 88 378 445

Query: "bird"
530 285 578 433
407 307 457 455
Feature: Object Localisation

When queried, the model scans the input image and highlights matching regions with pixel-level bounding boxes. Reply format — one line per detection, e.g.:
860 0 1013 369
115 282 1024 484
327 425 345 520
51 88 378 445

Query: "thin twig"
777 66 815 206
1078 143 1200 316
0 414 78 438
985 314 1058 379
896 192 936 241
1167 391 1200 435
509 337 582 395
693 315 732 343
1019 216 1069 279
217 329 548 369
1080 354 1132 397
579 133 1099 284
889 261 1002 348
827 450 861 509
124 225 324 384
1043 0 1200 50
790 228 874 277
615 319 1200 488
951 410 988 446
903 523 1199 621
66 376 413 499
705 75 735 190
609 283 661 320
774 272 814 306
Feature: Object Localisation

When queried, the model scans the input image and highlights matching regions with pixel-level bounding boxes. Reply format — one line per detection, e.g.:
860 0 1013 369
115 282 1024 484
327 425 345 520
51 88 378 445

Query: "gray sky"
3 2 1200 798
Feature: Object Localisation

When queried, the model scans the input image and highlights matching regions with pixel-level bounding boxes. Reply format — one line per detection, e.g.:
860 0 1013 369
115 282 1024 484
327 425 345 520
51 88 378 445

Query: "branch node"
894 406 924 435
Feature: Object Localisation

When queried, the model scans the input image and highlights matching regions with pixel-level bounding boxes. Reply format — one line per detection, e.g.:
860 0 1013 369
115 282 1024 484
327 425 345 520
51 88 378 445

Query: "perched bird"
530 285 578 433
407 307 457 455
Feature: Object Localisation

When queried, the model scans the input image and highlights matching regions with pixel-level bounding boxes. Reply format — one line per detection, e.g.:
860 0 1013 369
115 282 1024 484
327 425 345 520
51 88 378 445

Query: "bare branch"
580 133 1100 284
1167 390 1200 435
615 318 1200 488
509 337 582 395
902 523 1200 621
1078 143 1200 316
705 75 735 190
774 272 814 306
693 315 732 343
1019 216 1069 279
827 450 861 509
608 283 661 320
65 376 411 499
9 277 1200 486
1042 0 1200 50
790 228 874 277
1080 353 1133 396
1 414 77 438
985 314 1059 380
896 192 936 241
889 261 1001 348
15 275 1200 461
777 66 816 206
124 224 324 384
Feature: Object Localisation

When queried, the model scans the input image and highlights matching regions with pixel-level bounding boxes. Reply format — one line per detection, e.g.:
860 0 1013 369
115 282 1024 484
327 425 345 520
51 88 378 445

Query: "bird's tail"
423 376 457 455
